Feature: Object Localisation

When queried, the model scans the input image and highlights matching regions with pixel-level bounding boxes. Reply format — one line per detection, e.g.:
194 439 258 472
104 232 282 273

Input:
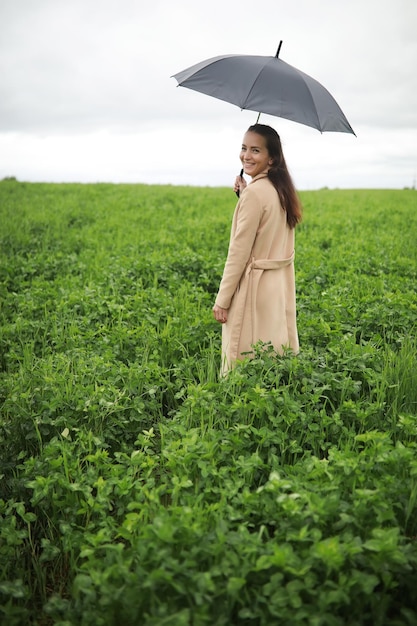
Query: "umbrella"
172 42 355 136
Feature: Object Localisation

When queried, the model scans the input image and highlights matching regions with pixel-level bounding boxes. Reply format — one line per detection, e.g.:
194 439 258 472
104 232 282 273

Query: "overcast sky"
1 0 417 189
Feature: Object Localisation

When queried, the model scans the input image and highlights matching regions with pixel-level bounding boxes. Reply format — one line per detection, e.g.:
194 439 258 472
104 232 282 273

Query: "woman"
212 124 302 374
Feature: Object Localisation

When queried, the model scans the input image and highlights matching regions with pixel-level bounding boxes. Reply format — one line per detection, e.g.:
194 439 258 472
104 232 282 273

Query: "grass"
0 180 416 625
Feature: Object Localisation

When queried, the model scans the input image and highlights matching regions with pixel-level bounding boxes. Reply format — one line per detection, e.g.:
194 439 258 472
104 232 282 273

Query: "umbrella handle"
235 169 244 198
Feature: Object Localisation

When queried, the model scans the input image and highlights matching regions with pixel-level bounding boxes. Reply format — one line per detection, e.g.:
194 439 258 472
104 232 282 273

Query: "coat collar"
249 171 269 185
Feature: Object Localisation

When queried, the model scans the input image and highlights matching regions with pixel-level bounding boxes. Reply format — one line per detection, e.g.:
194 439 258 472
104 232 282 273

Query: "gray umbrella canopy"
173 52 355 135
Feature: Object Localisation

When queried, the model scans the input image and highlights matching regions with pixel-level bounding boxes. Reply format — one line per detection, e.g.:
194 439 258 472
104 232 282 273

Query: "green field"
1 180 417 625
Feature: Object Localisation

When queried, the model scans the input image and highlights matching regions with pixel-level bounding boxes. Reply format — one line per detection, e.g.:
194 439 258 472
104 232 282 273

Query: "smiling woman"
240 132 272 178
212 124 302 374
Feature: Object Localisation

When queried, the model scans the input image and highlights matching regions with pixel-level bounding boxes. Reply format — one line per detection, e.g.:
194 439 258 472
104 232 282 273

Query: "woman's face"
240 131 273 179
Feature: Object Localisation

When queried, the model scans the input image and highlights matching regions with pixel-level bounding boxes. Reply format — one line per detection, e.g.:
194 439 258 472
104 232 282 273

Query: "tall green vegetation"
1 181 416 625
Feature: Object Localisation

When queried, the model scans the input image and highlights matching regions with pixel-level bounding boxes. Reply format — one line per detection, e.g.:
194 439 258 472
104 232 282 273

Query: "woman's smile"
240 130 272 179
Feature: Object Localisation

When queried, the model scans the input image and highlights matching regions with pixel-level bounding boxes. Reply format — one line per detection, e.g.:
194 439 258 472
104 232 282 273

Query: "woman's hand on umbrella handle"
234 170 246 197
212 304 228 324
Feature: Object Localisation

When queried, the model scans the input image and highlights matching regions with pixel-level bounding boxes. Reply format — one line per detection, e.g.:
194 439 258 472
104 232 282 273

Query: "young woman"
212 124 302 374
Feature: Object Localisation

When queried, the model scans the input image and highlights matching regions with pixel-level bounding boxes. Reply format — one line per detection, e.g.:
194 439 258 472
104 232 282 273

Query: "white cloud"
1 0 416 188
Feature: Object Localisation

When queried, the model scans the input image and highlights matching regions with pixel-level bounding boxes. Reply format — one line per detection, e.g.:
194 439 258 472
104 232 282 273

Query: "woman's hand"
233 174 247 195
212 304 228 324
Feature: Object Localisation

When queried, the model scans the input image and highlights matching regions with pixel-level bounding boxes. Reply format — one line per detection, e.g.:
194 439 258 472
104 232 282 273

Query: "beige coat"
215 173 299 374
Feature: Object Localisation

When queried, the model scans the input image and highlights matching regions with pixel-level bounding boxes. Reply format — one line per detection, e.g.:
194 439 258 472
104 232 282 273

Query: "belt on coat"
245 250 295 276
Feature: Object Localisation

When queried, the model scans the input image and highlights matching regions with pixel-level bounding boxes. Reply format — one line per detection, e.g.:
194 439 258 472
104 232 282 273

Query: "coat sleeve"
215 186 263 309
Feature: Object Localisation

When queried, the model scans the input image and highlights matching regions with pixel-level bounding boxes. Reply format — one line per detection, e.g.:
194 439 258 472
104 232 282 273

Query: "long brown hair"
248 124 302 228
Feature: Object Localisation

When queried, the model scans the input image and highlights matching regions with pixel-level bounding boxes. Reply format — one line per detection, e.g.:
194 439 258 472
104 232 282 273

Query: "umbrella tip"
275 41 283 58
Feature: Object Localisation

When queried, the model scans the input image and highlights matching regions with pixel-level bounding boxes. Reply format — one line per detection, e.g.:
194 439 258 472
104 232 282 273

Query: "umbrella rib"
240 59 270 113
291 64 327 131
292 69 323 132
295 69 355 134
242 57 322 131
